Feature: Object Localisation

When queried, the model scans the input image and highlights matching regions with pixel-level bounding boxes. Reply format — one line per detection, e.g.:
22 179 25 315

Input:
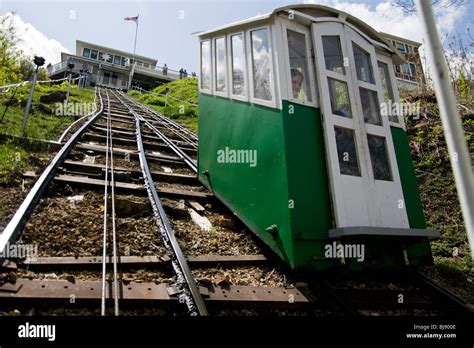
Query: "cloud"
302 0 468 42
1 12 69 65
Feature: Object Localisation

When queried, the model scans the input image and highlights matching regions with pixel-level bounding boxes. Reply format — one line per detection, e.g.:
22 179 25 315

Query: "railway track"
0 87 472 317
0 87 308 316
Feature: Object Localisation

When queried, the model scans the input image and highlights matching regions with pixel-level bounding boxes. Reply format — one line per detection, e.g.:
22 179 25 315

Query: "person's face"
292 75 303 98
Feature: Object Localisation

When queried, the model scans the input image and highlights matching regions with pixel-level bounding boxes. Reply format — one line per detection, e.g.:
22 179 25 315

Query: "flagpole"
132 14 139 65
128 14 139 91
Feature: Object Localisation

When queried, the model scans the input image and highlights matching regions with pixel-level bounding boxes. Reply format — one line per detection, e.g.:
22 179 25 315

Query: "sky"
0 0 472 73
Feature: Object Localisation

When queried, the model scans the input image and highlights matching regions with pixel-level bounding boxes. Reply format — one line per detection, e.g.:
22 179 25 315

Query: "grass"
0 81 95 140
128 78 198 133
402 91 474 276
0 81 95 187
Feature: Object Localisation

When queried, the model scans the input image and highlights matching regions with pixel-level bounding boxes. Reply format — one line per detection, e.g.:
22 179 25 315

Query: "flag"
124 15 139 24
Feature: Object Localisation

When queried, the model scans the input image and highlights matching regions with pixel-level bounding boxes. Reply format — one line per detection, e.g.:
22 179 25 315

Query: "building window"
143 62 149 68
401 63 411 76
82 48 91 58
353 43 374 84
113 55 121 65
214 37 226 93
230 33 246 96
407 45 414 54
200 40 211 90
121 57 127 66
98 52 104 61
395 42 406 53
322 36 345 75
378 61 398 124
105 54 113 63
409 63 417 76
286 29 312 102
90 50 98 60
251 28 273 102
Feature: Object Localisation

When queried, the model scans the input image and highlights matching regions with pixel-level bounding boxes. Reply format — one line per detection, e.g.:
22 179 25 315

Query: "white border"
199 39 213 94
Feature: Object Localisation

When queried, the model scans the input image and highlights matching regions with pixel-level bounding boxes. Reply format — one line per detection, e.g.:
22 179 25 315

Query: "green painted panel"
281 100 333 240
197 94 295 265
391 126 426 229
391 126 433 264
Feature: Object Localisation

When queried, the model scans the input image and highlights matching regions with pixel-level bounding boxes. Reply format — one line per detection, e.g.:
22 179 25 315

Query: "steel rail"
119 91 198 144
110 89 207 315
111 90 197 173
134 115 208 316
123 95 198 149
107 89 120 316
123 90 198 141
100 88 111 316
0 88 105 254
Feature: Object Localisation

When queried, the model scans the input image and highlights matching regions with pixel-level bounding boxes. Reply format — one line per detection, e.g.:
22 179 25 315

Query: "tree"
0 15 22 86
18 58 35 81
391 0 467 13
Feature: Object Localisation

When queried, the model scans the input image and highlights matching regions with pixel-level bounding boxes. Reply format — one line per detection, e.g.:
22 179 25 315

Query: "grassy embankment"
128 78 198 133
0 81 95 186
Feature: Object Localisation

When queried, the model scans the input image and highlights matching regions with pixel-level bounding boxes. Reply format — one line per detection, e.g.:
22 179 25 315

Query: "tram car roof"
198 4 405 64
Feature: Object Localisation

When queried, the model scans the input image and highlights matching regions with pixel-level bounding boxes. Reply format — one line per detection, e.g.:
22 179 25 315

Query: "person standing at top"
163 64 168 76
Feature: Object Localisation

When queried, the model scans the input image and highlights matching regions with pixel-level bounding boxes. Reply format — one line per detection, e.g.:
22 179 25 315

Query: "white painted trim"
286 10 394 54
199 39 213 95
213 36 229 98
228 31 249 102
270 21 282 110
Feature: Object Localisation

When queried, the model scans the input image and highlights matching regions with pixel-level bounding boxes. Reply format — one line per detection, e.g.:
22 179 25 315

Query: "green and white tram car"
197 4 438 270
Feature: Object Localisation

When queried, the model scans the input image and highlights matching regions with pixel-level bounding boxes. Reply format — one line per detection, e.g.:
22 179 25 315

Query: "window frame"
227 31 249 102
82 48 91 58
213 36 228 98
281 20 317 107
246 25 276 108
90 50 98 60
395 41 406 53
199 39 213 94
376 53 406 130
113 55 121 65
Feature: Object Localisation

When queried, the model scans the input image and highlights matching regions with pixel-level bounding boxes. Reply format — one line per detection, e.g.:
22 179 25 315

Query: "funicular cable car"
197 4 439 270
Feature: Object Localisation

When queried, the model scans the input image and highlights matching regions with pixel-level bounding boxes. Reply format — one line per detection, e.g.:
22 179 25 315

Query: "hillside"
128 78 198 132
403 92 474 282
